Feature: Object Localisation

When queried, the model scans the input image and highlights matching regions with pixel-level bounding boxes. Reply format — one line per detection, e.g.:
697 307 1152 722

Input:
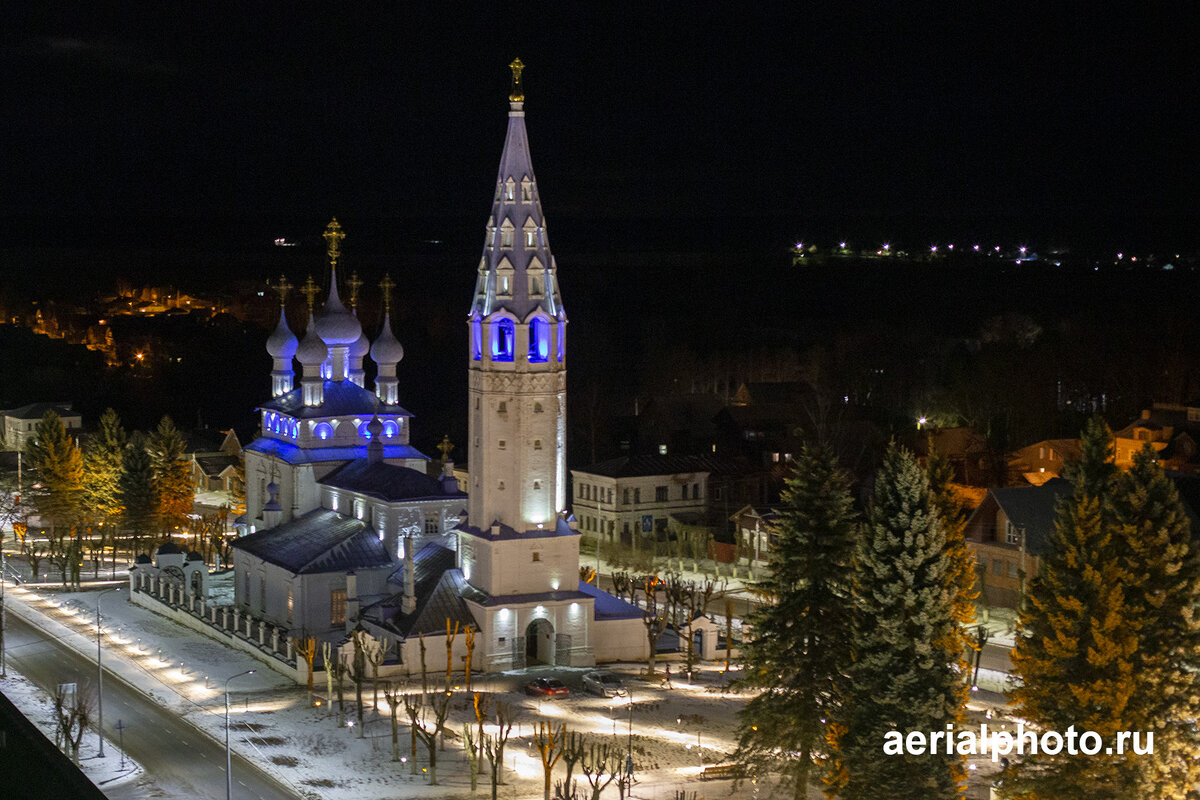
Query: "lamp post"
96 586 122 757
225 669 256 800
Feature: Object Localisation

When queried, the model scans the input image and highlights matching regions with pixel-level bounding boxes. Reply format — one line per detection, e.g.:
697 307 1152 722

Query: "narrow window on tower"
498 401 507 413
501 229 513 248
492 319 514 361
525 230 536 247
521 177 532 201
471 319 482 360
557 322 565 362
500 275 511 295
534 439 542 450
528 317 549 362
498 440 506 449
529 275 542 296
534 402 543 413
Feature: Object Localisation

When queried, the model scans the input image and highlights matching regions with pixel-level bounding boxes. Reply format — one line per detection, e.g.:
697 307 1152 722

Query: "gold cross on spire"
509 58 525 102
273 274 293 308
300 275 320 311
379 274 396 313
323 218 345 270
347 271 363 310
438 434 455 462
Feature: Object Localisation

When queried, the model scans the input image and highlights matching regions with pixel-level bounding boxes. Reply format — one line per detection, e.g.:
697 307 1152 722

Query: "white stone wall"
461 529 579 596
592 617 649 663
472 595 595 671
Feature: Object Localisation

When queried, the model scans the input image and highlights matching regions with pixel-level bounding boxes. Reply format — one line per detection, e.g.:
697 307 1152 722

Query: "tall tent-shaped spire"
467 59 568 530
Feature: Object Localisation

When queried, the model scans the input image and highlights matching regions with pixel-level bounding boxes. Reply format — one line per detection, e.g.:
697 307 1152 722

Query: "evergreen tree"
119 432 156 556
82 408 125 524
733 444 857 798
149 416 192 537
1007 418 1139 797
24 410 84 538
832 442 963 800
1112 444 1200 798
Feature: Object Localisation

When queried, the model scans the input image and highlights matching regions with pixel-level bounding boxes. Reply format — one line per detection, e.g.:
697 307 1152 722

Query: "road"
4 612 300 800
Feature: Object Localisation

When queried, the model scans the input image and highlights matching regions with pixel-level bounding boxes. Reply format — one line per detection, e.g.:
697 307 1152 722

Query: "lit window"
528 317 549 362
314 422 333 441
331 589 347 625
525 230 536 247
358 422 374 439
471 319 483 360
491 320 514 361
521 178 532 201
382 420 399 438
557 322 565 361
501 229 513 248
425 516 438 535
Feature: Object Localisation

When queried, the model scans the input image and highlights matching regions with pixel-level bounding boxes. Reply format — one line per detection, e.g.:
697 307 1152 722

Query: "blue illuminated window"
471 319 482 361
314 422 333 441
358 422 373 439
557 322 565 362
491 319 514 362
528 318 549 362
383 420 399 438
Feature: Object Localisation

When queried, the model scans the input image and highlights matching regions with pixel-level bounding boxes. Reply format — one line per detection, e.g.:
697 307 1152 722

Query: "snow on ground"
1 666 144 790
4 581 1016 799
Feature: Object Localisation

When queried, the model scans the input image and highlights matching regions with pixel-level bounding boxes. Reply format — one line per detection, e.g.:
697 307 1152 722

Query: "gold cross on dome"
438 434 454 462
300 275 320 311
273 274 293 308
509 58 525 102
379 274 396 313
347 271 363 309
323 218 345 269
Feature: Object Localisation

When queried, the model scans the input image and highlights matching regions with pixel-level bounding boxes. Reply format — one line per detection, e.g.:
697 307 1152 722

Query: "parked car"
524 677 570 697
581 671 625 697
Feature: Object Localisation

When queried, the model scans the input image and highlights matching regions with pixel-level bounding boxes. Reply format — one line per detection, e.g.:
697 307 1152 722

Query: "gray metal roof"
321 459 466 503
231 509 392 574
985 478 1072 556
575 453 746 479
377 543 475 637
2 402 75 420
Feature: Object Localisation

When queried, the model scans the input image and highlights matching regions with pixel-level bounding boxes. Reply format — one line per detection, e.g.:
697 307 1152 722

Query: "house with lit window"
1009 438 1081 485
1 402 82 451
1112 403 1200 472
964 479 1071 609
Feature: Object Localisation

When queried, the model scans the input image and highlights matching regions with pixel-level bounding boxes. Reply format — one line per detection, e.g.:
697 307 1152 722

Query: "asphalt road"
3 612 300 800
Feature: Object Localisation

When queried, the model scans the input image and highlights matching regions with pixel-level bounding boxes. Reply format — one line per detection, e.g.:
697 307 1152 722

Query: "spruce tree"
833 442 963 800
1112 444 1200 797
149 416 192 537
733 443 857 798
24 410 84 538
119 432 157 556
1008 418 1139 797
82 408 125 524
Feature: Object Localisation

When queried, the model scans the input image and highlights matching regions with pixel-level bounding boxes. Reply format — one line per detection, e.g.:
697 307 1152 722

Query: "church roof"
258 380 412 419
231 509 392 575
2 401 75 420
576 453 745 479
245 437 428 465
579 580 644 620
193 453 239 478
469 83 564 321
320 459 467 502
376 543 475 637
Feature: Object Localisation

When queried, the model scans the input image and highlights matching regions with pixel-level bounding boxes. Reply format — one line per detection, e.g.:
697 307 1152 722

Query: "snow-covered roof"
375 543 475 637
258 380 412 419
320 459 466 503
231 509 392 575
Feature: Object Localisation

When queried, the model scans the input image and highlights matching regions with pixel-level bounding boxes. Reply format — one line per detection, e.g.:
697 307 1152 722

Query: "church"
229 62 645 674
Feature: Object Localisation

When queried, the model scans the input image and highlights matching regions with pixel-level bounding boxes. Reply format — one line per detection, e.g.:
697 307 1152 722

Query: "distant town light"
839 241 846 248
883 243 890 250
930 245 938 252
948 244 954 250
973 245 980 251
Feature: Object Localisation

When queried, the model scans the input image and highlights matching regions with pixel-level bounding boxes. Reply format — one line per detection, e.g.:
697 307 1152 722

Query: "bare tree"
533 721 566 800
321 641 335 714
445 619 460 692
383 683 404 762
418 631 429 696
362 633 387 711
483 700 516 800
348 630 369 736
292 635 317 693
406 691 451 785
473 691 492 775
561 729 587 786
580 741 621 800
464 625 476 691
463 723 479 798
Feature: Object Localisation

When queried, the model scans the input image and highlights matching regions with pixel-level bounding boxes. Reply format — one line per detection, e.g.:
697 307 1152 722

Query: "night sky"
5 6 1199 255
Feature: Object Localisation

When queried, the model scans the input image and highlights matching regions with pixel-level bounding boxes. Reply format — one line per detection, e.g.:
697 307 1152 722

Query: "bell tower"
467 59 567 530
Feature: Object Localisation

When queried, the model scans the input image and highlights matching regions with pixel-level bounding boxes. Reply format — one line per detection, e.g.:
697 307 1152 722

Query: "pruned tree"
445 618 461 691
361 632 387 712
561 729 586 787
483 700 516 800
464 625 476 691
581 741 621 800
331 655 348 728
463 723 479 797
473 691 492 775
418 631 429 695
533 721 566 800
641 593 669 678
406 691 451 785
321 641 335 717
293 635 317 693
383 683 404 762
348 629 369 736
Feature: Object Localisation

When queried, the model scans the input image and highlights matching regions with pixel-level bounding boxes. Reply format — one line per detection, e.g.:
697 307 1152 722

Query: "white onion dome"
265 308 299 359
313 273 363 346
370 312 405 365
296 314 328 369
349 320 370 360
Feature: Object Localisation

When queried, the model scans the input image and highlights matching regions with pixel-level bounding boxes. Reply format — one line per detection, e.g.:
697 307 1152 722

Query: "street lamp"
96 586 122 757
225 669 256 800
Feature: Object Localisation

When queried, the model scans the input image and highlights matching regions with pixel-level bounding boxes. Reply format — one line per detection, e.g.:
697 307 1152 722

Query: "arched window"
528 318 549 362
314 422 333 441
382 420 399 438
358 421 373 439
491 319 514 362
557 323 565 362
470 319 482 360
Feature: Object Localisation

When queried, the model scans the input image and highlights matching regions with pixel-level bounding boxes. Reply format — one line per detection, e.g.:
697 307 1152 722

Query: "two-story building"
1 402 82 451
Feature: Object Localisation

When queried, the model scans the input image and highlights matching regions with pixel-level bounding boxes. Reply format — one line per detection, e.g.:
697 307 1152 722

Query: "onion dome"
370 312 405 366
157 541 182 555
266 308 299 359
297 314 328 371
313 273 363 346
350 326 370 361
